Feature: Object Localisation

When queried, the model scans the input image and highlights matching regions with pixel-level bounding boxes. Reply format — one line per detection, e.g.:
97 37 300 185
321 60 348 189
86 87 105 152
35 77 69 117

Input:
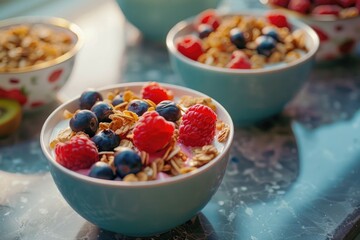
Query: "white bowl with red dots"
0 16 83 111
40 81 234 237
166 9 319 125
261 0 360 61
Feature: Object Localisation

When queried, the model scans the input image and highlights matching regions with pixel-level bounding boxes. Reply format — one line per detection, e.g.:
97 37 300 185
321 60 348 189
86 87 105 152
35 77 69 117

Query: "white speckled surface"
1 0 360 239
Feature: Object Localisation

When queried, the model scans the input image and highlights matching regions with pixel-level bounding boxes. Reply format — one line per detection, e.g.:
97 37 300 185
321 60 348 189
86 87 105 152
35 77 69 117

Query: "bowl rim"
0 16 84 74
166 9 320 75
260 0 360 22
40 81 235 188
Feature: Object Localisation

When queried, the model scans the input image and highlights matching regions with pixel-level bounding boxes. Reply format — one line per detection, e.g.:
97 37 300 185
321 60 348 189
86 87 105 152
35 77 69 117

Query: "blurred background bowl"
260 0 360 61
115 0 220 42
167 10 319 126
0 16 83 112
40 82 234 237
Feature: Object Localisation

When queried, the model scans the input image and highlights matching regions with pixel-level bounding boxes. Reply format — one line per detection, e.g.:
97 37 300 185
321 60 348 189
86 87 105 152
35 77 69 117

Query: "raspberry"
141 82 173 104
268 0 290 7
196 9 221 30
179 104 217 147
133 111 175 153
312 4 342 16
288 0 311 14
266 12 290 29
55 135 99 170
176 35 204 61
227 51 251 69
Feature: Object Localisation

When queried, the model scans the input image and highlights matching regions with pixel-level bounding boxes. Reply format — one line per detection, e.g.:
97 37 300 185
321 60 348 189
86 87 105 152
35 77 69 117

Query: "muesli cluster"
50 82 230 182
0 24 74 72
176 10 308 69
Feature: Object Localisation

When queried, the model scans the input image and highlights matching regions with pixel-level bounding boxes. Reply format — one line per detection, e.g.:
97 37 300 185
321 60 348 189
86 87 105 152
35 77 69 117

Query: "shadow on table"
75 213 218 240
285 56 360 129
218 115 300 204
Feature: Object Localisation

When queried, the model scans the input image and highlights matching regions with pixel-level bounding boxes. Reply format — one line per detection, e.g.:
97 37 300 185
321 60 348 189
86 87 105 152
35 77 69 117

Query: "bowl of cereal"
167 10 319 125
0 16 83 111
115 0 220 42
40 81 234 236
260 0 360 61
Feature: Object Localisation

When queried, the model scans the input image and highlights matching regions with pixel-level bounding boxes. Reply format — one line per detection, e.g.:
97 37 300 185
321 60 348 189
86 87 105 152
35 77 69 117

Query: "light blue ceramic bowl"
115 0 220 42
40 82 234 237
166 11 320 126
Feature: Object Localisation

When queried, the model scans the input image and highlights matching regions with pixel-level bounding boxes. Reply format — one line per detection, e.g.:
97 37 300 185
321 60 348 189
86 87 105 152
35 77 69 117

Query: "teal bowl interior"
40 82 234 237
115 0 220 42
166 11 320 126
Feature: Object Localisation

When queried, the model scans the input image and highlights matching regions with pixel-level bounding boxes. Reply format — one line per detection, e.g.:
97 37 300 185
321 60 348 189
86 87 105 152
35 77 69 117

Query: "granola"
0 24 74 72
51 82 231 182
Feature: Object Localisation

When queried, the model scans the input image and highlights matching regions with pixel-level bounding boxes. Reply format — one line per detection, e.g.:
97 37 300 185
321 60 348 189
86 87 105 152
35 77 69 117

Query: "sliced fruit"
0 99 22 137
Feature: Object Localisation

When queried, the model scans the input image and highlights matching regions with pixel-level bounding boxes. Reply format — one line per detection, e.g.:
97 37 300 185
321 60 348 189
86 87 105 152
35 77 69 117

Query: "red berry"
179 104 217 147
227 51 251 69
55 135 99 170
337 0 355 7
311 4 342 16
288 0 311 14
133 111 175 153
176 35 204 61
266 12 290 29
141 82 173 104
196 9 221 30
268 0 290 7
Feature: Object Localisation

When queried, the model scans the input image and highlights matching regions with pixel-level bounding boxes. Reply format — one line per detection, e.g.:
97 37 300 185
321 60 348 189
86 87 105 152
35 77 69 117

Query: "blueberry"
69 110 98 137
255 36 276 57
155 100 181 122
79 90 103 110
91 129 120 151
127 100 149 116
230 28 246 49
89 162 115 180
114 149 142 178
262 27 279 42
112 93 124 106
198 24 213 39
91 101 113 122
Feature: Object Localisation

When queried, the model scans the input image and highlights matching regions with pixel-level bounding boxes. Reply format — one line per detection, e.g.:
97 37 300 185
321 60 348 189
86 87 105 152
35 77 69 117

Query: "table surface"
1 0 360 239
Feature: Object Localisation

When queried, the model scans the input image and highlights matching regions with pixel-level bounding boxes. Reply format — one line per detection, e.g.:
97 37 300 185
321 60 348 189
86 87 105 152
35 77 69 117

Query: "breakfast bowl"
166 10 319 126
40 81 234 237
260 0 360 61
115 0 220 42
0 16 83 111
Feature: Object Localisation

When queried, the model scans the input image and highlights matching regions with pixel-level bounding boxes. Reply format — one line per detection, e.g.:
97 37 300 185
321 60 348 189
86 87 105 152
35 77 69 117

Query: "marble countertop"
1 0 360 239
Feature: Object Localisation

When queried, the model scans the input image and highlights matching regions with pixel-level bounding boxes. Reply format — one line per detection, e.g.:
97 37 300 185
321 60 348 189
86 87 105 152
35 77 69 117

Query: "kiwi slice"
0 99 22 137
